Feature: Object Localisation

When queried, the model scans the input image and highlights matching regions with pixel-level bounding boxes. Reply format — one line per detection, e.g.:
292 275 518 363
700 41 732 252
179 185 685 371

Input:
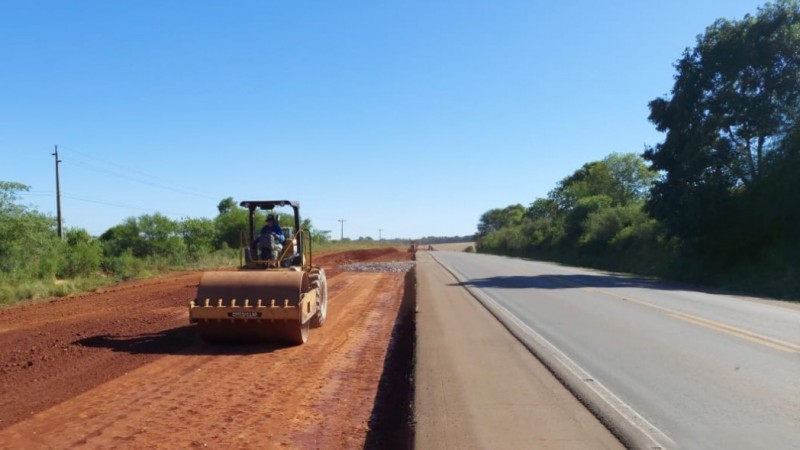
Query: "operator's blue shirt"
259 223 285 244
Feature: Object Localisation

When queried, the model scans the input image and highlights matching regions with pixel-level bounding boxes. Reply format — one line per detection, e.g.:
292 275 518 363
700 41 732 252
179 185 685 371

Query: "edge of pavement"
430 251 673 450
414 252 624 450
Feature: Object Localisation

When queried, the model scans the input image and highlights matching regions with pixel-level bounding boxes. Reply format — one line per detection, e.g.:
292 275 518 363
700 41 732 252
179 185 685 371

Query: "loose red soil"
0 247 412 449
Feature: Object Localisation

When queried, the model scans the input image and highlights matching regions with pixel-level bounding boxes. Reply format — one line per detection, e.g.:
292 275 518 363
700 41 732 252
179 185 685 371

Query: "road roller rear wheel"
288 319 310 344
309 268 328 328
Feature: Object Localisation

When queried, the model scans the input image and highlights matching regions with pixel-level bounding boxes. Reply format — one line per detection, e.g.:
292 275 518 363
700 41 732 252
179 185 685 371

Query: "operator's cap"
266 214 275 222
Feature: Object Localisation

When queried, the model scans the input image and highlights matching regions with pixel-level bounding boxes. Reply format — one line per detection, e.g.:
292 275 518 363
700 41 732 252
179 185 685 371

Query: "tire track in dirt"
0 247 412 449
290 275 404 449
0 273 201 428
0 273 404 449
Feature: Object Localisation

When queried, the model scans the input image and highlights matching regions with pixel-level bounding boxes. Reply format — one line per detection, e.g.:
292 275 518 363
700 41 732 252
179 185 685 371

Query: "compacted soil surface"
0 248 413 449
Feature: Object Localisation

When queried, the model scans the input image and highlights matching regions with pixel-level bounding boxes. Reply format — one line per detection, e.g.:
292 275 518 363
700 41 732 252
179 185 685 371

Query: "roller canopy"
239 200 299 210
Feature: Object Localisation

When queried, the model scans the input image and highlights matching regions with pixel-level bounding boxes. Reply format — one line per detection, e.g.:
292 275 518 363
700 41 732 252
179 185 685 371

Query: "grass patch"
314 241 405 253
0 244 403 307
0 275 117 306
173 249 241 271
0 249 241 307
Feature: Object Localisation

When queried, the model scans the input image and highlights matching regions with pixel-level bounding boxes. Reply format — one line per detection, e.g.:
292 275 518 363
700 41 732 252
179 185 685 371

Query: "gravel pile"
341 261 416 273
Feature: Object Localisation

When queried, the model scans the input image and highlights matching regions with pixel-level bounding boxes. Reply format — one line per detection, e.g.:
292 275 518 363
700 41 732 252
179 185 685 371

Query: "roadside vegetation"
477 1 800 300
0 189 333 305
0 180 468 305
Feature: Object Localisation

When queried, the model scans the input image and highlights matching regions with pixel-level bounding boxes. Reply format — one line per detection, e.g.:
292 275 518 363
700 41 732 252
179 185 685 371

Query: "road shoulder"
414 252 623 450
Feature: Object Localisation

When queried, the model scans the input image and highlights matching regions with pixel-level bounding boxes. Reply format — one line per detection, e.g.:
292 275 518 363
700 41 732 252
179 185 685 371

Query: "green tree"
180 217 216 255
477 204 526 237
525 198 560 222
645 1 800 243
550 153 655 210
0 181 63 279
602 153 657 204
217 197 237 215
214 204 250 249
0 181 29 214
564 195 614 240
301 217 331 244
550 162 617 210
100 214 185 259
479 225 530 255
59 228 103 278
100 217 141 257
138 214 185 258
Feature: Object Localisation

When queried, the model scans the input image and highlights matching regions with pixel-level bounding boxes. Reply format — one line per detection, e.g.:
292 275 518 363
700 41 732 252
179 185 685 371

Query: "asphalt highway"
431 251 800 450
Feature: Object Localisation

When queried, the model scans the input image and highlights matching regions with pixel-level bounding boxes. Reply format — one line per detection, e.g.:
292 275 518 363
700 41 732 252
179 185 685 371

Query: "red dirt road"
0 248 411 449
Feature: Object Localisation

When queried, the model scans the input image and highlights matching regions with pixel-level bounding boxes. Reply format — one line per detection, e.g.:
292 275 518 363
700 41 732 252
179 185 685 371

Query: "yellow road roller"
189 200 327 345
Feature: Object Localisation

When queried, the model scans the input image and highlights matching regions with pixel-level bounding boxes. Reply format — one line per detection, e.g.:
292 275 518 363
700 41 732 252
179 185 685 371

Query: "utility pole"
53 145 63 239
378 229 383 241
338 219 347 240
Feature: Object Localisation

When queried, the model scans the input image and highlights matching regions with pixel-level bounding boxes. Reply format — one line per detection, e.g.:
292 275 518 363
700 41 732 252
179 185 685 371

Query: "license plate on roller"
228 311 261 318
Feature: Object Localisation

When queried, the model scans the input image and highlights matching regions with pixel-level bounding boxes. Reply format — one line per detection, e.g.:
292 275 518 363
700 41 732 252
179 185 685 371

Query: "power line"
18 191 55 197
338 219 347 240
67 160 216 200
19 191 193 217
57 146 220 201
65 156 219 201
60 146 192 187
62 194 192 216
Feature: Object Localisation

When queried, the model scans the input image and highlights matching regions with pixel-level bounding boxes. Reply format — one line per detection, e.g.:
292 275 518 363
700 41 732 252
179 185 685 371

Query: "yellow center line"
578 286 800 354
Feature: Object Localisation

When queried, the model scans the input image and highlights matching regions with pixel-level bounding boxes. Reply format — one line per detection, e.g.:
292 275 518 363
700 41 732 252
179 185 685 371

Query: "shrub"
103 249 147 280
59 228 103 278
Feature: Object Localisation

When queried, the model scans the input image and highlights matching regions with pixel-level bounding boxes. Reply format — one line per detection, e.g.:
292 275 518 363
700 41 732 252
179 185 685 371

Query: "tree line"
477 1 800 299
0 187 331 303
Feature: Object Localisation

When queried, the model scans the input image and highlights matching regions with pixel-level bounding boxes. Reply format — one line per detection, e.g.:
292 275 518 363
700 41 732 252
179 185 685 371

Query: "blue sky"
1 1 767 239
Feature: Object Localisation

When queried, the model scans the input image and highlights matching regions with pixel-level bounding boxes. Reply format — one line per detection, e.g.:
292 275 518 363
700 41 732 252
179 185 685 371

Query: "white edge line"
437 254 676 449
477 289 674 447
